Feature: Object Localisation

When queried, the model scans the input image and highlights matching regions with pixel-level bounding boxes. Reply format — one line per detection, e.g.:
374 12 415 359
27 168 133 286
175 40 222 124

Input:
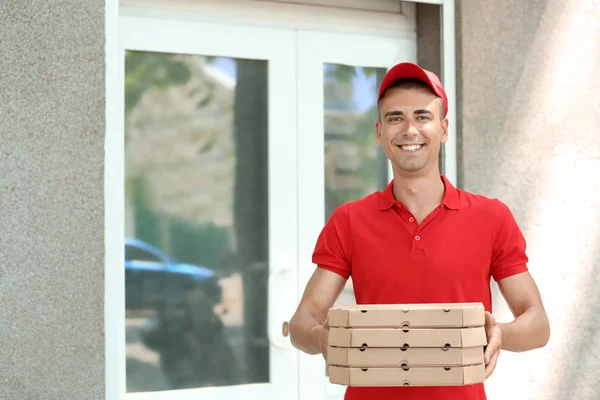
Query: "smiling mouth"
397 144 424 152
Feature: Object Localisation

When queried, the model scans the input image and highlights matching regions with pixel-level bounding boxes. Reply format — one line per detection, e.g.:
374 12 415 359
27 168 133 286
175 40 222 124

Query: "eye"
389 117 402 122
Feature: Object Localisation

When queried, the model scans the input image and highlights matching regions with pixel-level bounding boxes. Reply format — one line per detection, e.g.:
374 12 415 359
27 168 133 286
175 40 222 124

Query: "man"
289 62 550 400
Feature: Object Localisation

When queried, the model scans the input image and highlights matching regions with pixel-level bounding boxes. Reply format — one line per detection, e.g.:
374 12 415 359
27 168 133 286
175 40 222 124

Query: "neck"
392 169 445 211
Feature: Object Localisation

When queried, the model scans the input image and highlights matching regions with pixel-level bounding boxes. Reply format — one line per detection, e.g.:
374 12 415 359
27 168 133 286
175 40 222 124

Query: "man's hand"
289 268 346 356
311 320 330 361
484 311 502 379
497 272 551 352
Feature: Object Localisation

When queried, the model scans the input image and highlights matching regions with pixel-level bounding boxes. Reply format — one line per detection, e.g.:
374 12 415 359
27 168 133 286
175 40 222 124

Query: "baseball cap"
378 62 448 117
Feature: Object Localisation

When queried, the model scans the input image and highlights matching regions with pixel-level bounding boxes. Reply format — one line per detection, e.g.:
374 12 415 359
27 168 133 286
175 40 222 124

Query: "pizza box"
328 326 487 348
327 302 485 329
328 364 486 387
327 345 484 367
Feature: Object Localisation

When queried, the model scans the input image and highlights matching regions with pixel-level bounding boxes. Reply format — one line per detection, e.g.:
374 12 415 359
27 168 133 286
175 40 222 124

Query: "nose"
404 120 419 137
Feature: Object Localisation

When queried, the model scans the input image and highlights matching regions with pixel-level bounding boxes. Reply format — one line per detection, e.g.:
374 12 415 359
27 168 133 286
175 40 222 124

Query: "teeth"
400 144 423 151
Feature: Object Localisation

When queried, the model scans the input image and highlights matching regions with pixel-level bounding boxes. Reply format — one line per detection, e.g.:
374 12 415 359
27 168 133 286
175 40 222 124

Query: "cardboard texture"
327 345 484 367
328 326 487 348
328 364 486 386
326 303 487 387
328 302 485 328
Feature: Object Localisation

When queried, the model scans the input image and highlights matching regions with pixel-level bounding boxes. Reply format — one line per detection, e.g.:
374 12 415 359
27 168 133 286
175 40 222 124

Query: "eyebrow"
383 109 433 118
383 110 403 118
414 109 433 116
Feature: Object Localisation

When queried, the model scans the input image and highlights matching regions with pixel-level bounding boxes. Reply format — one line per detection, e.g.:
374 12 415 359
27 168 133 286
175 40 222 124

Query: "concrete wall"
0 2 105 399
456 1 600 399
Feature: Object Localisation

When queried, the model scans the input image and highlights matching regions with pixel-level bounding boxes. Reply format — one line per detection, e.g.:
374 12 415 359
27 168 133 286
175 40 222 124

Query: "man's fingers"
323 324 329 361
483 311 501 379
484 312 499 365
484 348 489 365
484 335 500 365
484 341 492 364
322 324 330 354
485 351 499 379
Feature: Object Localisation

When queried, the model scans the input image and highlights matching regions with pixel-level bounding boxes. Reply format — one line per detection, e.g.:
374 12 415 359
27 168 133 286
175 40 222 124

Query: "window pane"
125 51 269 392
323 64 389 307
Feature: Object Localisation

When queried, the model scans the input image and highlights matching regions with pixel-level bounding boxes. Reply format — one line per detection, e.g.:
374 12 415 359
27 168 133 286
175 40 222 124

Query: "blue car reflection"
125 237 222 309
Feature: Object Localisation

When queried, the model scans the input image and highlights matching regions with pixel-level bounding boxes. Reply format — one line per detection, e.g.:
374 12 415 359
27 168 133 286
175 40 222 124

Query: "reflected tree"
232 59 270 383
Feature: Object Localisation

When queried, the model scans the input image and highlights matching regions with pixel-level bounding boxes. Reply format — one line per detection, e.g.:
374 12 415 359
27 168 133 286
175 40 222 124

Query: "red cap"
378 62 448 117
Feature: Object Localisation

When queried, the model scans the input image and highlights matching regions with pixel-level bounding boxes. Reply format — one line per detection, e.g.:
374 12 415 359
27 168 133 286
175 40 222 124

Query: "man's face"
375 86 448 176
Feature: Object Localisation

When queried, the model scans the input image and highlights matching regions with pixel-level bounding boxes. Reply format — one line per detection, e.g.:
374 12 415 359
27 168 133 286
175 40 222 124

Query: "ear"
440 117 449 144
375 120 383 145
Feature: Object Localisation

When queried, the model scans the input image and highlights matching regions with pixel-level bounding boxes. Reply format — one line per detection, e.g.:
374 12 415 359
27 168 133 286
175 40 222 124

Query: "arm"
289 268 346 356
484 200 549 377
497 271 550 351
291 203 351 356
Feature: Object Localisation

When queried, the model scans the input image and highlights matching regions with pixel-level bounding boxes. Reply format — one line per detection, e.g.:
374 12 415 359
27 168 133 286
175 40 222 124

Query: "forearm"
289 308 323 355
499 304 550 352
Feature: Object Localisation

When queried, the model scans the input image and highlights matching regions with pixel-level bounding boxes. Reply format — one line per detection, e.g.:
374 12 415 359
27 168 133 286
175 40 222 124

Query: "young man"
289 62 550 400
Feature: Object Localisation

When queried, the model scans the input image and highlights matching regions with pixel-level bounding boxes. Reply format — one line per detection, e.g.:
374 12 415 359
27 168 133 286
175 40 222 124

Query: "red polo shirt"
313 175 529 400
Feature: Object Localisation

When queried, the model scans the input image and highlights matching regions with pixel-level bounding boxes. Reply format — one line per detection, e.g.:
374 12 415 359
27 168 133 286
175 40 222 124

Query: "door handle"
282 321 290 337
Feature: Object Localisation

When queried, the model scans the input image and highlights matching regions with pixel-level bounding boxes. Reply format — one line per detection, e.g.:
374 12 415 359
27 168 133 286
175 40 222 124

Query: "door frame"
106 11 300 400
105 1 458 399
119 0 415 36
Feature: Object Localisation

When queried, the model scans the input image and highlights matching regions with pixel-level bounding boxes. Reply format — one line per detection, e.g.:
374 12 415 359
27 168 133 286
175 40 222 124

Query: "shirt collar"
379 175 460 211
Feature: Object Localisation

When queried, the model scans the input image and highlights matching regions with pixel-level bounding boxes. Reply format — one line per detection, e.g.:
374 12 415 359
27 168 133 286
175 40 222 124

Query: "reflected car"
125 237 222 309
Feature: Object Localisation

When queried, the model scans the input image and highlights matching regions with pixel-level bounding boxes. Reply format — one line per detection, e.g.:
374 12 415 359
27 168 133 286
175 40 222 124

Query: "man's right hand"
311 322 330 361
289 268 346 357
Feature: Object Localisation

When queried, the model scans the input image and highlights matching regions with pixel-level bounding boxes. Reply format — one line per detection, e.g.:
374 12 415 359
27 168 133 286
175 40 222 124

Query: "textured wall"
456 1 600 399
0 1 105 399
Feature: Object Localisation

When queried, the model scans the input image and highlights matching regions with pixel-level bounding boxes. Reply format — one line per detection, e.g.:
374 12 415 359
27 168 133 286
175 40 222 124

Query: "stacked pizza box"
326 302 487 387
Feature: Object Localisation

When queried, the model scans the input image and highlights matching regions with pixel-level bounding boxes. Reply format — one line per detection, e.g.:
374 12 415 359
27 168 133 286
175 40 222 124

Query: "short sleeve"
490 200 529 281
312 203 352 280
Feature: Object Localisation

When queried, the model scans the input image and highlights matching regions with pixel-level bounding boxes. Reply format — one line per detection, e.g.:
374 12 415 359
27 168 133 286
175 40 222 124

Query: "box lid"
328 364 486 387
328 326 487 348
327 302 485 328
327 345 484 367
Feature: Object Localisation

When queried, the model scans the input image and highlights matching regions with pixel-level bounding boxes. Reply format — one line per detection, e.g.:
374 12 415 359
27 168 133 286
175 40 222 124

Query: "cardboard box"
327 345 484 367
325 303 487 387
328 326 487 348
328 364 486 386
327 302 485 329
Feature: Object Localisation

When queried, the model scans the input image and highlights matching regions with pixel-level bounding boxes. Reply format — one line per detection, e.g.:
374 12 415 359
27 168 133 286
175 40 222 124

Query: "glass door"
296 30 415 399
120 15 298 400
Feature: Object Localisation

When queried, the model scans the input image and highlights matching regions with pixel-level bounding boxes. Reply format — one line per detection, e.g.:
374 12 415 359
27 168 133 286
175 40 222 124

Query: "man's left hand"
484 311 502 379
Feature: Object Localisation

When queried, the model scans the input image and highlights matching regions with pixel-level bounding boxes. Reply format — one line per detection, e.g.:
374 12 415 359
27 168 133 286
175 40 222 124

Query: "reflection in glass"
323 64 389 307
124 51 269 392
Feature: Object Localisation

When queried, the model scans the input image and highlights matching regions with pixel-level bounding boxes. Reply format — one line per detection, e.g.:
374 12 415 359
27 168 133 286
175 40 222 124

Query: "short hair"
377 78 445 120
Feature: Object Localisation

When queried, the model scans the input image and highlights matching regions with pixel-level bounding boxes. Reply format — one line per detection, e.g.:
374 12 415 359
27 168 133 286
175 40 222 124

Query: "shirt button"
409 217 415 222
415 235 421 241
